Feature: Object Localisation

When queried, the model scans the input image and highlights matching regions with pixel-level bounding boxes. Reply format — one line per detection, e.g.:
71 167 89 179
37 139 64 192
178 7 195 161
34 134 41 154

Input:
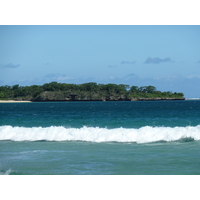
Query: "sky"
0 25 200 98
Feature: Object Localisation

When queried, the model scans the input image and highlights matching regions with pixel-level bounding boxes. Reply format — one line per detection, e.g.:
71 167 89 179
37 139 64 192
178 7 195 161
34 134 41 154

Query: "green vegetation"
0 82 185 101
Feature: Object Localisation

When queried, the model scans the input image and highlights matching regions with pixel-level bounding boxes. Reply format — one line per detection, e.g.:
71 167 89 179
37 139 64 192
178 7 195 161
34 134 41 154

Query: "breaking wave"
1 125 200 143
0 168 13 175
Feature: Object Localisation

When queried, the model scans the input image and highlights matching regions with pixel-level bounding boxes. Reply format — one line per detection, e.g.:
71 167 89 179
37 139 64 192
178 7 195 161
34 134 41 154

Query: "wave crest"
1 125 200 143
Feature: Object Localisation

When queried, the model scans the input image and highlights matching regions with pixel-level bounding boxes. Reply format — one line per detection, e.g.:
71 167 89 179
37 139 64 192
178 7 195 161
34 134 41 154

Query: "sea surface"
0 100 200 175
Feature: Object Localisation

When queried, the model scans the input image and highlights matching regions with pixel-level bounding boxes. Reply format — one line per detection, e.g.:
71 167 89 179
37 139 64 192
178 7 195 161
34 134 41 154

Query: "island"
0 82 185 102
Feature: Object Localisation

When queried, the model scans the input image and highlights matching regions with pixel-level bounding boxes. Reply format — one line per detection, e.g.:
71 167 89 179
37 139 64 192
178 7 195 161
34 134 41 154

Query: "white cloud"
121 61 136 65
108 65 118 68
44 73 74 82
144 57 172 64
0 63 20 68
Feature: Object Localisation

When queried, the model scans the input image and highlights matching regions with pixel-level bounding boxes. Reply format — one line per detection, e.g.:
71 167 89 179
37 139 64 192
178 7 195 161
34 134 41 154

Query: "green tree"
145 86 156 93
130 86 139 93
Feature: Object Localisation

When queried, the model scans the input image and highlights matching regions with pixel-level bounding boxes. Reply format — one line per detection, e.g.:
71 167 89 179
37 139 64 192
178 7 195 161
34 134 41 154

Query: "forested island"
0 82 185 101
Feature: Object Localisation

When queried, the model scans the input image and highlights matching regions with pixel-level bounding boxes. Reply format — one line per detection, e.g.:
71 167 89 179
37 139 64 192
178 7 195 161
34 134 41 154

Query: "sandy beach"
0 100 32 103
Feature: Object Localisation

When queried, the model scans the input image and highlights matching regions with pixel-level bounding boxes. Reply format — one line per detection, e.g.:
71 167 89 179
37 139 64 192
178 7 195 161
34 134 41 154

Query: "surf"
1 125 200 143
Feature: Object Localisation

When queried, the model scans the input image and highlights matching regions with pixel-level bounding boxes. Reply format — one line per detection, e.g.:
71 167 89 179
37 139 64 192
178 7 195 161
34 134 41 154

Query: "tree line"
0 82 184 101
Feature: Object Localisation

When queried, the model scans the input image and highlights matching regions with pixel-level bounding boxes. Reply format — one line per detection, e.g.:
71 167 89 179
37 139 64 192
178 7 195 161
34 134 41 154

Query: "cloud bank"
44 73 74 82
144 57 172 64
0 63 20 68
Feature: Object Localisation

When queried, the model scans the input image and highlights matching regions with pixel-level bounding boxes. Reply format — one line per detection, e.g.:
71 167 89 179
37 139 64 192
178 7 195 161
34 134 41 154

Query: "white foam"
0 125 200 143
0 169 13 175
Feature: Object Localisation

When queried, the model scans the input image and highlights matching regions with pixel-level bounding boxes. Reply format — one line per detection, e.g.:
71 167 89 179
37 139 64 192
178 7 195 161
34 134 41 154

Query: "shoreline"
0 100 32 103
0 98 185 103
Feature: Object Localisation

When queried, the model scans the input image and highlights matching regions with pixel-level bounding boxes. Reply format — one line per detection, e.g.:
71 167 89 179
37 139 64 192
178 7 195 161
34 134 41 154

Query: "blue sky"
0 25 200 97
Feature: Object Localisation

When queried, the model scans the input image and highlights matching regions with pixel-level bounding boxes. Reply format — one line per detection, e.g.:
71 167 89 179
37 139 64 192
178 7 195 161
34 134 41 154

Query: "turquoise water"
1 101 200 175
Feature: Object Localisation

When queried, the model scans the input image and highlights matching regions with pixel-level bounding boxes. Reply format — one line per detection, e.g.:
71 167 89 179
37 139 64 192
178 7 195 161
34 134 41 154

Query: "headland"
0 82 185 102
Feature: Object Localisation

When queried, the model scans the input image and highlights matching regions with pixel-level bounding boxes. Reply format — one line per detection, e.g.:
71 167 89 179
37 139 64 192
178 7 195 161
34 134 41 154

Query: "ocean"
1 100 200 175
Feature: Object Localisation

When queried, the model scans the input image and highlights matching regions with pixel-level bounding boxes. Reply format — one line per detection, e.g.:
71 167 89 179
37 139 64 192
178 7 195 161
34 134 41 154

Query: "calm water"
0 101 200 175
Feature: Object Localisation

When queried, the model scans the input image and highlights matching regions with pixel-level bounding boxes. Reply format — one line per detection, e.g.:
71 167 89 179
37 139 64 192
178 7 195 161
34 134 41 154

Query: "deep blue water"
1 100 200 175
1 100 200 128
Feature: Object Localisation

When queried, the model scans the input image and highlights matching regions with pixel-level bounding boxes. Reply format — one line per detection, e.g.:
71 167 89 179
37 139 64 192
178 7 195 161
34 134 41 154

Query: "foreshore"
0 100 32 103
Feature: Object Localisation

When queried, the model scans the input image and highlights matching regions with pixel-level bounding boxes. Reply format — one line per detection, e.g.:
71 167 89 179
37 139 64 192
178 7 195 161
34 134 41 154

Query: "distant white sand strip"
0 100 32 103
